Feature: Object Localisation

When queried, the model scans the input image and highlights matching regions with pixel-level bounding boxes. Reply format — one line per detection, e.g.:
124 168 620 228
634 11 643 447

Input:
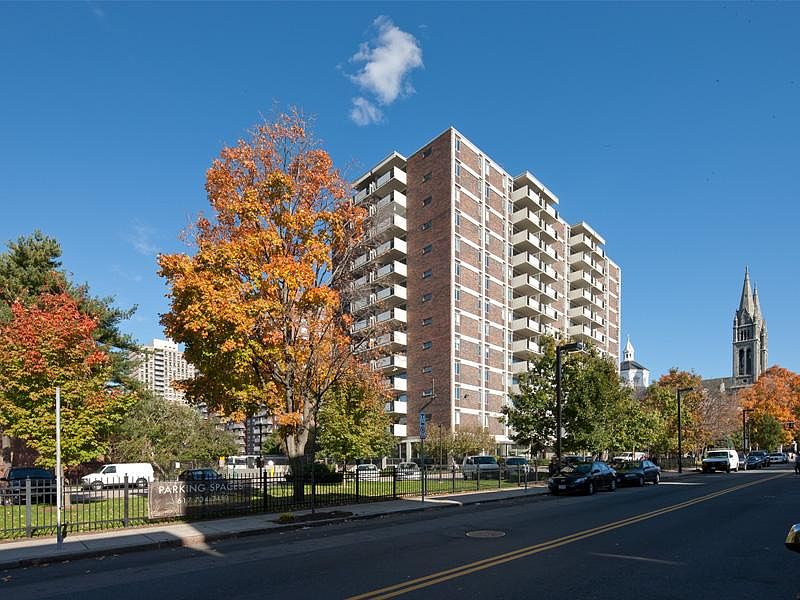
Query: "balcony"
511 230 540 252
374 261 407 283
376 307 407 326
510 360 531 374
511 186 544 211
375 284 407 307
389 376 407 392
512 295 539 316
513 338 541 358
392 423 407 437
372 354 407 373
350 316 374 333
513 252 558 281
512 273 541 295
375 167 407 196
374 330 407 351
385 399 408 415
351 273 371 291
368 214 407 242
512 316 540 336
569 252 604 277
568 306 593 324
374 190 407 215
569 324 593 339
540 304 559 323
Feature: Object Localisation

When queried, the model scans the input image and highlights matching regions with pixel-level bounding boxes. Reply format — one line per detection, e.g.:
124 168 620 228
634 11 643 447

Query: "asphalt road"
3 467 799 599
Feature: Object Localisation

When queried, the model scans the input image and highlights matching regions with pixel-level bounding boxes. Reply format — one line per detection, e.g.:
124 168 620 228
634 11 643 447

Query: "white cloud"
128 220 159 256
347 16 423 125
350 97 383 126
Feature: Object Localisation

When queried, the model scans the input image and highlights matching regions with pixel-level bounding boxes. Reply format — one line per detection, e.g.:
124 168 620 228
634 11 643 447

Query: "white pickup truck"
702 449 739 473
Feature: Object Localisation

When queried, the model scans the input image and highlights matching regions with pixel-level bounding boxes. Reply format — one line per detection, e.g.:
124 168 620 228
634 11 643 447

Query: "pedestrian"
794 454 800 475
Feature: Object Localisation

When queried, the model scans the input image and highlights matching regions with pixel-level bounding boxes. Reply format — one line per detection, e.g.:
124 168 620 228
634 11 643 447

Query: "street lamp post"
555 342 585 462
676 387 693 473
742 409 754 453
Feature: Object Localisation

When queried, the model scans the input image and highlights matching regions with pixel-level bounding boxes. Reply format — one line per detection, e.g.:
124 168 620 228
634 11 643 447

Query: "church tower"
732 267 768 386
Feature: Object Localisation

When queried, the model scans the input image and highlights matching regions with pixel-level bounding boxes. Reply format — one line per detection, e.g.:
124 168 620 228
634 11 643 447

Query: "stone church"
702 267 768 395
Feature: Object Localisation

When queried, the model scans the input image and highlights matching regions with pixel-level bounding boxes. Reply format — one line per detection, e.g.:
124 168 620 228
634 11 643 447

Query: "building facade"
348 128 621 456
132 338 199 405
732 267 768 387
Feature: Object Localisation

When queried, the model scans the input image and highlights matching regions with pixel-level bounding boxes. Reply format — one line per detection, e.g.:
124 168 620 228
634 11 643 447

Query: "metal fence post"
452 465 455 493
476 464 481 491
392 467 397 500
25 478 32 538
262 471 268 513
123 476 130 527
355 467 360 502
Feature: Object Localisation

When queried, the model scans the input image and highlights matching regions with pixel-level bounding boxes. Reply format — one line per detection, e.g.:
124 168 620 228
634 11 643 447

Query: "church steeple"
739 267 754 315
753 287 761 321
623 336 634 362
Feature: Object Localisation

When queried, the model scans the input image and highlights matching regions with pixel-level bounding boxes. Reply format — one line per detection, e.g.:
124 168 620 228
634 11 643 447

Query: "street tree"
747 412 785 451
111 392 238 478
317 372 394 468
739 365 800 447
0 293 134 467
450 424 496 459
158 111 366 499
641 369 706 455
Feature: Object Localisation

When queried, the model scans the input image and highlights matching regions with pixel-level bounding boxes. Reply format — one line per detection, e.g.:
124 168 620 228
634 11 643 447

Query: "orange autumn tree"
0 293 133 467
739 366 800 446
158 111 366 495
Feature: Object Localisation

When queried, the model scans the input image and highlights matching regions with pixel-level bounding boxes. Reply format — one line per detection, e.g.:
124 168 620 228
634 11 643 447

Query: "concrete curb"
0 487 550 570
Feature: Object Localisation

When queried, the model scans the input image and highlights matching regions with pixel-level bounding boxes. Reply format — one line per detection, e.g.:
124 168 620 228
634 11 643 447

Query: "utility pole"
55 387 63 548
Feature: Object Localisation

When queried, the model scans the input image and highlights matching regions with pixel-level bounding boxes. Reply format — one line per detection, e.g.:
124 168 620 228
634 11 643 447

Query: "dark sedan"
612 460 661 486
745 453 767 470
178 468 224 481
0 467 57 504
548 461 616 495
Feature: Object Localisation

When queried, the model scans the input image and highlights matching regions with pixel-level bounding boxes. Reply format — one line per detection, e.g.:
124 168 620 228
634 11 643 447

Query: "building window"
455 163 461 178
422 243 432 255
422 365 432 374
455 409 461 425
485 367 490 382
422 147 432 158
484 321 489 335
422 317 433 326
454 385 461 399
421 220 432 231
454 287 460 301
455 312 461 326
422 292 432 303
422 269 432 279
455 212 461 226
422 196 432 207
422 388 433 397
422 341 432 350
454 362 461 376
455 262 461 277
455 336 461 351
455 138 461 153
485 183 490 198
422 172 432 183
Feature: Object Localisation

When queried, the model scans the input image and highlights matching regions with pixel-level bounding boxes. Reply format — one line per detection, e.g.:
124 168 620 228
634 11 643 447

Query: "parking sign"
419 413 427 439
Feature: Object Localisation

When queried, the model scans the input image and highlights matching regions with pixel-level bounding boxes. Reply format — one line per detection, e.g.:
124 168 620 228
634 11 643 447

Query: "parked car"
461 455 501 480
0 467 57 504
395 462 421 481
503 457 530 481
786 523 800 553
768 452 788 465
701 449 739 473
548 461 616 495
612 460 661 486
353 464 382 481
745 453 767 470
80 463 154 490
612 452 647 462
178 468 224 482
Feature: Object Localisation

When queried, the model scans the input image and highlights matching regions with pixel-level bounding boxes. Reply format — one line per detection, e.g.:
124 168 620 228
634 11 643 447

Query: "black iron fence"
1 466 539 540
1 477 148 540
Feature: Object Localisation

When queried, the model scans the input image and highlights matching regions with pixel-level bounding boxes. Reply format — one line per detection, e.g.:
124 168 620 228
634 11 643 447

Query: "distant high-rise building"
732 267 768 386
132 339 198 404
346 127 621 457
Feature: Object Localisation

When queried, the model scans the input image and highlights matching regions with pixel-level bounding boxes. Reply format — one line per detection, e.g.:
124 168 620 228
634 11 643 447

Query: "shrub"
284 463 344 484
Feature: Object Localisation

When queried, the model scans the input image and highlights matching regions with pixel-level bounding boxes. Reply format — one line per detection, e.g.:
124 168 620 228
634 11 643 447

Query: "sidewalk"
0 484 551 570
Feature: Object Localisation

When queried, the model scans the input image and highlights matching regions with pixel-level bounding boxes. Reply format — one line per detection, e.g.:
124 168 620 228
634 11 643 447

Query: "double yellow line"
348 472 786 599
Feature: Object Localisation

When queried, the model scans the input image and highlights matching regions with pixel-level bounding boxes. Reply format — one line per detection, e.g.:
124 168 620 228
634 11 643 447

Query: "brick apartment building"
348 128 620 458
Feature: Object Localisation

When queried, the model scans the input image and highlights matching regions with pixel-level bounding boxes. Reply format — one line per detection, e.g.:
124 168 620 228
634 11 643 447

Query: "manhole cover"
466 530 506 538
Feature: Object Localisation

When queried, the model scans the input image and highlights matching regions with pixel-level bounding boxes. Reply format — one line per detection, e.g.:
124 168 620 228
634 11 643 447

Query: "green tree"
641 369 704 455
451 424 496 460
748 412 785 451
0 231 138 383
317 374 393 467
111 393 237 477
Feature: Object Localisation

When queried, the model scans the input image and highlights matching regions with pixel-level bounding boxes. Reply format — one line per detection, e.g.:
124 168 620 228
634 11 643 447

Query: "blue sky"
1 3 798 380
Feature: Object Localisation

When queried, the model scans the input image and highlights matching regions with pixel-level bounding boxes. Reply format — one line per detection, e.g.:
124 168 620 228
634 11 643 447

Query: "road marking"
590 552 685 566
347 472 786 599
657 482 704 486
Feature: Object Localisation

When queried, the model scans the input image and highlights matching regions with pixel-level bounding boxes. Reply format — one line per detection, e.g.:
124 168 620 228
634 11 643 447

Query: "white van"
81 463 154 490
